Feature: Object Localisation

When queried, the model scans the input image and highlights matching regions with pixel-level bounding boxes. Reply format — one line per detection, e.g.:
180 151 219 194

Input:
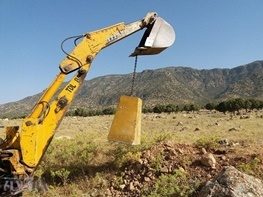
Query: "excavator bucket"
108 95 142 145
130 17 175 56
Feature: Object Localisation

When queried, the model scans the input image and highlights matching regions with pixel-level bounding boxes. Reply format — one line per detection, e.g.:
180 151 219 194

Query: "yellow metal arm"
59 12 158 74
20 12 160 171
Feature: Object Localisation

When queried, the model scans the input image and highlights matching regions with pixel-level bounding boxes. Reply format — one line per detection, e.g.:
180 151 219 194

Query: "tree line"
66 107 116 117
66 98 263 117
209 98 263 114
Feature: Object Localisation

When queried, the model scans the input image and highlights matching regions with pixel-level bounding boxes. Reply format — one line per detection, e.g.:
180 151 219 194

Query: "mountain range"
0 60 262 118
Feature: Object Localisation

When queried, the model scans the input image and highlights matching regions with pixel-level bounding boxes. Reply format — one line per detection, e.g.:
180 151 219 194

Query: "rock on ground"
198 166 263 197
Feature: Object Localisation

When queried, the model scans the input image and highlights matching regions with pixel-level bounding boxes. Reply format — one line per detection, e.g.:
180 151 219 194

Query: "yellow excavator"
0 12 175 195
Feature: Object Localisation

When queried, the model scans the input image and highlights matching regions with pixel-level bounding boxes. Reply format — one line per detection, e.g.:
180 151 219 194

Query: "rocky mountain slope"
0 60 262 117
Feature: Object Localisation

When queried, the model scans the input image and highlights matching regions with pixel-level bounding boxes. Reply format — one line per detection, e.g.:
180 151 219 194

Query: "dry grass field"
48 110 263 154
0 110 263 196
2 110 263 145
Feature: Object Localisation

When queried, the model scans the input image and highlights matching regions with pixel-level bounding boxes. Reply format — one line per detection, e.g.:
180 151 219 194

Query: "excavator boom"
0 12 175 195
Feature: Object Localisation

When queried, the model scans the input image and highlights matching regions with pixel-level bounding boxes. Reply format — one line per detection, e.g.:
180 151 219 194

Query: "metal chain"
130 55 138 96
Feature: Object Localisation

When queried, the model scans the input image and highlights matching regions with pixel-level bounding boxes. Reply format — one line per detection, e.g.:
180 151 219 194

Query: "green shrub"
149 151 163 173
154 132 173 143
110 144 142 168
180 156 192 168
51 134 98 166
143 169 197 197
51 168 70 185
195 136 221 150
237 157 263 179
38 133 99 183
109 131 174 168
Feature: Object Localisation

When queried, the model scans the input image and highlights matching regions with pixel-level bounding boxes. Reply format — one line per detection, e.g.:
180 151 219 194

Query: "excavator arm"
0 12 175 192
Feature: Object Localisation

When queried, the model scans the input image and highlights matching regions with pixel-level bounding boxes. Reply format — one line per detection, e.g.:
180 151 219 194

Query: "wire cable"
60 34 86 69
74 35 84 46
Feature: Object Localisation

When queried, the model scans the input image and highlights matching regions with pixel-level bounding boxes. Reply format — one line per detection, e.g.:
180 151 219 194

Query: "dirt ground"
1 110 263 196
110 142 263 196
50 110 263 196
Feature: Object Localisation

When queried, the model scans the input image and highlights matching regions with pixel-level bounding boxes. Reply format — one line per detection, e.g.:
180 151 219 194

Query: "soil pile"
109 142 263 196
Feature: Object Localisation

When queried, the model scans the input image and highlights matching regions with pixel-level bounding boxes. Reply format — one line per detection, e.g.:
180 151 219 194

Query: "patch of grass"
110 145 142 168
37 133 100 186
180 156 192 168
149 150 164 173
194 135 221 150
51 168 70 186
43 134 99 167
237 157 263 179
154 131 174 143
109 131 174 168
143 169 198 197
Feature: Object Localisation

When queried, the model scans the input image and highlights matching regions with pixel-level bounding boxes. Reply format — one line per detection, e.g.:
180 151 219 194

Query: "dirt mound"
109 142 263 197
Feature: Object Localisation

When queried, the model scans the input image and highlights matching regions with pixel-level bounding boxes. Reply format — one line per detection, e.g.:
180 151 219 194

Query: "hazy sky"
0 1 262 104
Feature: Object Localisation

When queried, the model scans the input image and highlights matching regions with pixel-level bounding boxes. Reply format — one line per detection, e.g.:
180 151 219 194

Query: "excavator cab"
130 17 175 56
109 16 175 145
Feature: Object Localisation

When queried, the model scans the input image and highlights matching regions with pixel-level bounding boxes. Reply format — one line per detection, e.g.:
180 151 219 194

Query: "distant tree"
244 99 252 112
248 99 260 110
153 104 166 113
66 110 74 116
257 100 263 109
215 98 247 114
189 104 201 112
164 104 177 113
182 104 200 112
183 104 191 112
87 110 97 116
175 105 180 112
216 101 228 114
95 110 103 116
142 107 153 113
226 100 235 114
231 98 245 113
102 107 115 115
74 108 84 116
82 109 89 117
205 103 216 110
